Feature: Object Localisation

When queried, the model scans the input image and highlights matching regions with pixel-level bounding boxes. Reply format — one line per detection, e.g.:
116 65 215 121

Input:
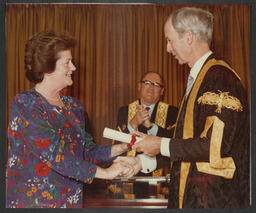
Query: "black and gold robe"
166 55 250 208
117 99 178 138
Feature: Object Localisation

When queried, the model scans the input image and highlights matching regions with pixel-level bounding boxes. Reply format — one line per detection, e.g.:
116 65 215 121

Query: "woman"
6 31 133 208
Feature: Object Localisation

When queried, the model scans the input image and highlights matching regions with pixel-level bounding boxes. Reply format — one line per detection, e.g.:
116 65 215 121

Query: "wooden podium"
83 176 169 208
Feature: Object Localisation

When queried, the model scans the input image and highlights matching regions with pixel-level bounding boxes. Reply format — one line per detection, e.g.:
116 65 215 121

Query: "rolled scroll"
103 127 142 144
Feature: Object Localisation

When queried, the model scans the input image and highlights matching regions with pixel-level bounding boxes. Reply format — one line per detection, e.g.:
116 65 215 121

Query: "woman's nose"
70 62 76 71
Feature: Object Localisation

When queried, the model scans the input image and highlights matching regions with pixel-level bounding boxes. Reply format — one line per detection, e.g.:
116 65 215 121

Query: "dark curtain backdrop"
6 4 250 146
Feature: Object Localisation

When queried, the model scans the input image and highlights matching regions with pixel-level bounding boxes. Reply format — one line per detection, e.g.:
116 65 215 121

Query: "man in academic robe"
120 7 249 208
109 72 177 199
116 72 178 176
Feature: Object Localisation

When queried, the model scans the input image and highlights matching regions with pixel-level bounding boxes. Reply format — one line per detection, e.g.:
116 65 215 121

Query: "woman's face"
47 49 76 89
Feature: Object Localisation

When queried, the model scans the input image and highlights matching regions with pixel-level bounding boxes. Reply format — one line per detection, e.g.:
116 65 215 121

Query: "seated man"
118 72 177 138
117 72 178 174
110 72 178 198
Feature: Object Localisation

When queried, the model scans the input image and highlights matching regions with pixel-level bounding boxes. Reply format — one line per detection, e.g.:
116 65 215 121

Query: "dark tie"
145 107 150 111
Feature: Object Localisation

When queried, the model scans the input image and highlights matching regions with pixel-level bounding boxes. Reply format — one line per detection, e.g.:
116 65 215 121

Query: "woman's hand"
111 142 129 157
114 156 142 176
95 161 134 180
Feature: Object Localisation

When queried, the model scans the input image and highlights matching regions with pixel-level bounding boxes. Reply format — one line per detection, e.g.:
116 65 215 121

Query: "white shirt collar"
189 50 213 81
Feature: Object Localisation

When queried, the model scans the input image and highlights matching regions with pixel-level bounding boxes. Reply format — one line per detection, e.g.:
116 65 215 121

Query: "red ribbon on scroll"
127 134 136 149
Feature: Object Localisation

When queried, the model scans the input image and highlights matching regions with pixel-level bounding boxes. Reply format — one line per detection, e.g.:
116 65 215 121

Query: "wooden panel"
83 179 168 208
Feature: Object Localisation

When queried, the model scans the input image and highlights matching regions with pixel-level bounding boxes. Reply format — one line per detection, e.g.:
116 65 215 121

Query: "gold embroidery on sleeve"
197 90 243 113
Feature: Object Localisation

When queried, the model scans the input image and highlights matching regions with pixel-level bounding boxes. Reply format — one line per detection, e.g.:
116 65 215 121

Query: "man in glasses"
110 72 177 198
116 72 177 173
117 72 177 140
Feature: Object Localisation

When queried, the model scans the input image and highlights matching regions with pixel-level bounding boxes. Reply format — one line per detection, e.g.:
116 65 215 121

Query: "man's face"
164 19 189 65
138 73 164 106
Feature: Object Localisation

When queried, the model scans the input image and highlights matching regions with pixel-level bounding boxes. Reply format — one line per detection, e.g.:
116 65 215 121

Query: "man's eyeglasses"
141 80 163 88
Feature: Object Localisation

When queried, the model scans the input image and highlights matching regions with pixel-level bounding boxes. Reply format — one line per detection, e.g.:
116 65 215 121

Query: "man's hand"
114 156 142 176
132 132 161 157
129 104 150 129
95 161 135 180
143 118 152 129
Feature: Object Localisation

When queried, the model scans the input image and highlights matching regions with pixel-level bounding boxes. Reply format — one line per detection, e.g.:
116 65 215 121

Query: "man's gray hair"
168 7 214 45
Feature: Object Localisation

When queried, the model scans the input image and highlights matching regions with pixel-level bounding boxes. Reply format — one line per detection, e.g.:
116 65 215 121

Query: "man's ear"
160 88 165 96
185 30 194 45
137 82 142 92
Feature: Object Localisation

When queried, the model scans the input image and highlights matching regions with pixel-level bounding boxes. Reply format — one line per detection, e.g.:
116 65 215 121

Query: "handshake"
108 155 143 179
100 128 162 180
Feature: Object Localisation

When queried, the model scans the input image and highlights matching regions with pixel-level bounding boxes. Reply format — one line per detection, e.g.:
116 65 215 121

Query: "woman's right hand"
95 162 134 180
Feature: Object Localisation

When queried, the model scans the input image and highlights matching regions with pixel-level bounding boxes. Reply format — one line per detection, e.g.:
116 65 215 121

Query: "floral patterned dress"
6 88 112 208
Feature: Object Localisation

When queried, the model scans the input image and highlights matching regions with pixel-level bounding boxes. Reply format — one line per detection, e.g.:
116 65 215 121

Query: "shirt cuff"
160 137 171 157
127 122 136 133
138 154 156 173
147 123 158 136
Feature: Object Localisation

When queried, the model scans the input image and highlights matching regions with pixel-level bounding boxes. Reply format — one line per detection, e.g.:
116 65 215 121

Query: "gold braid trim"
128 100 169 128
178 58 240 209
126 100 139 157
155 101 169 128
196 116 236 179
128 100 139 123
153 102 169 177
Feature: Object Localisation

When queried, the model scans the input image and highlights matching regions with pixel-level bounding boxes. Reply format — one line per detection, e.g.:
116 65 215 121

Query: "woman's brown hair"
25 31 76 83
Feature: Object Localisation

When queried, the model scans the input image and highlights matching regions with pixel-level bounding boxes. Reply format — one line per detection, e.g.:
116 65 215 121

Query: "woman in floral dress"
6 31 134 208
